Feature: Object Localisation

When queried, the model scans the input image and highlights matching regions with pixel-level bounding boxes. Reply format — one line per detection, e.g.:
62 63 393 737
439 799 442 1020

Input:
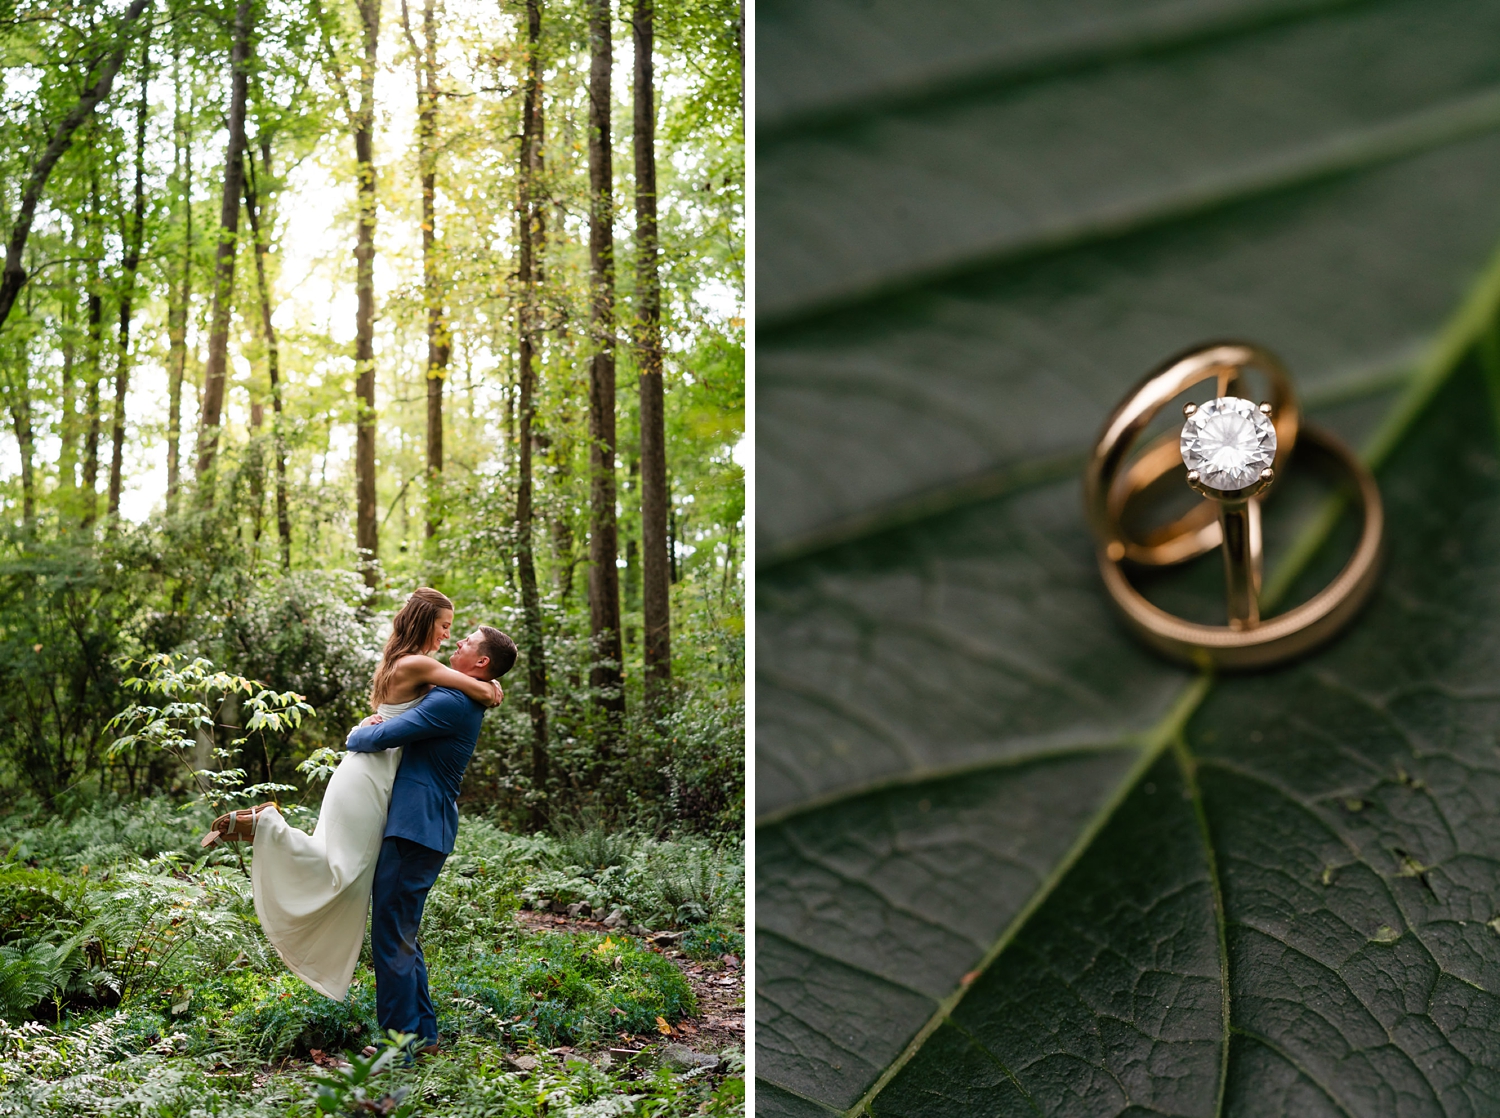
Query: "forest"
0 0 743 1110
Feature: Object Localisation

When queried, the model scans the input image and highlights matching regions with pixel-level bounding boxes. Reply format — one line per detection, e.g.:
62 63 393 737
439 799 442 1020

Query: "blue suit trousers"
371 836 447 1047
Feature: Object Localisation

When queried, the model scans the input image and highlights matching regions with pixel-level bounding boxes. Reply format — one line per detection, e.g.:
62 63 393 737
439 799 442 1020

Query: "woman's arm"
394 654 503 707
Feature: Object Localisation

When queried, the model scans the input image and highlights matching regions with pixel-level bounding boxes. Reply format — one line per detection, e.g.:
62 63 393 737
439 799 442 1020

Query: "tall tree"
353 0 380 588
400 0 449 546
4 298 36 531
515 0 549 827
7 389 36 531
632 0 670 707
165 52 192 516
110 37 151 521
587 0 624 724
0 0 152 334
195 0 253 498
81 172 104 531
310 0 379 584
244 144 291 568
58 272 78 510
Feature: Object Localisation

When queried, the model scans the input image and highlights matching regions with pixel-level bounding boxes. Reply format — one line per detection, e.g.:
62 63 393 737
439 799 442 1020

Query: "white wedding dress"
250 697 419 1001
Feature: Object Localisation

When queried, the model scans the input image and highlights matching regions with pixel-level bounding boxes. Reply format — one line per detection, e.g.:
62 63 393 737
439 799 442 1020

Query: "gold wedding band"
1084 342 1383 669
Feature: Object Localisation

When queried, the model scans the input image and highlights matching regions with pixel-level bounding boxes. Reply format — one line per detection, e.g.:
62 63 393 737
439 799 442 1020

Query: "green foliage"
228 971 378 1061
107 652 312 814
0 796 207 869
549 811 642 880
678 925 741 963
659 694 744 835
757 0 1500 1113
309 1030 417 1117
0 797 738 1114
434 931 695 1047
470 684 744 836
631 841 741 929
0 538 151 802
396 1036 745 1118
197 569 379 742
520 832 742 930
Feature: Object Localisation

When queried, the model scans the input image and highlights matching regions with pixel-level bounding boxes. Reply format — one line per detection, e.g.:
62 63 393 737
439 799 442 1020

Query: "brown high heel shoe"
201 802 277 847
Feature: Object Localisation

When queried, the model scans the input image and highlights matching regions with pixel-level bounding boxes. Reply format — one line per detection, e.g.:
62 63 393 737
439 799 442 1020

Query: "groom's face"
450 630 489 676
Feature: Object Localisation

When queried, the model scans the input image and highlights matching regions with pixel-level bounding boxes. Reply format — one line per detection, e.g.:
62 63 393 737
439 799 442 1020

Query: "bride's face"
427 609 454 653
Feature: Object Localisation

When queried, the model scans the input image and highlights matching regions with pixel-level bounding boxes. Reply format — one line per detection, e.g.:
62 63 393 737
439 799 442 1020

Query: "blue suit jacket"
345 686 484 855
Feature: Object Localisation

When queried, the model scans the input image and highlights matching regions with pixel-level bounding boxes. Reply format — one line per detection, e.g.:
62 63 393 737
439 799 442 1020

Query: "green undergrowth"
217 932 694 1060
0 1021 745 1116
679 924 744 962
0 798 744 1116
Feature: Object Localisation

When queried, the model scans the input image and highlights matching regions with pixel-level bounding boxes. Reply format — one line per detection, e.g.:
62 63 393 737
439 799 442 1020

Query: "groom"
345 624 517 1053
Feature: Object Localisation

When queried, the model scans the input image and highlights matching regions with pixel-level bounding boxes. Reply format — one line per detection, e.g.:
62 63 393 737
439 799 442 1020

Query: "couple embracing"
203 588 516 1056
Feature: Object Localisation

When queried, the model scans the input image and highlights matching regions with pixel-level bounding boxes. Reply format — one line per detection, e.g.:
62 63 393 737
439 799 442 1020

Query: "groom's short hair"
477 626 518 679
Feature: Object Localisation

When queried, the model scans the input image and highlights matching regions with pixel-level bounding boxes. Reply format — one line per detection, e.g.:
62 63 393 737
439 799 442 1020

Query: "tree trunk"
633 0 670 708
401 0 449 545
9 397 34 531
517 0 550 828
196 0 252 499
82 176 103 532
0 0 151 334
59 289 77 505
7 302 35 531
244 148 290 568
82 299 101 531
587 0 624 725
166 52 191 517
353 0 380 589
110 39 150 522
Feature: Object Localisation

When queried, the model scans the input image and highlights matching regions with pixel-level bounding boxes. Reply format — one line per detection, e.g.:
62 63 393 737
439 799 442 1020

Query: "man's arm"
346 688 471 753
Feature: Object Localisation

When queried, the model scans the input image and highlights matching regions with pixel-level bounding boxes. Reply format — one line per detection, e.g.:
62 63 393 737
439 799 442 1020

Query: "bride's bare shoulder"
389 653 437 678
378 655 439 704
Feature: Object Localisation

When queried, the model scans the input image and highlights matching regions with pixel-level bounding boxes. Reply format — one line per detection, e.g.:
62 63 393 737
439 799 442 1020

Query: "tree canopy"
0 0 744 833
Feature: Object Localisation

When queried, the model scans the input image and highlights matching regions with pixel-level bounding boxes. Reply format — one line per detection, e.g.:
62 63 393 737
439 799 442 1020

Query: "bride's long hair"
370 587 453 708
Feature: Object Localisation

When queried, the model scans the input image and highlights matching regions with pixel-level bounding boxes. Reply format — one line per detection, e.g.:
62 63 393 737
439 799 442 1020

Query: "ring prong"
1183 402 1198 418
1258 401 1273 416
1106 540 1125 562
1186 470 1200 484
1260 467 1274 482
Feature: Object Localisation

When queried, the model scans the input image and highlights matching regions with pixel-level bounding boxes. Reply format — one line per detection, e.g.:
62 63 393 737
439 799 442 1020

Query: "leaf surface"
756 0 1500 1113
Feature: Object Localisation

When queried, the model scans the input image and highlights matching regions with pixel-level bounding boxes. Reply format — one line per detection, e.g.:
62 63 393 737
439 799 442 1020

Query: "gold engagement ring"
1084 342 1383 669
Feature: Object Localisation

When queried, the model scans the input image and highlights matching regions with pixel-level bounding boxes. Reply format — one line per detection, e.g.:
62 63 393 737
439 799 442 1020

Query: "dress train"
250 698 419 1000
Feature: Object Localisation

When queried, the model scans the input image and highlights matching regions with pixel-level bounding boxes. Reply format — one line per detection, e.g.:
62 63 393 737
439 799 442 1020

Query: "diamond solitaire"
1180 396 1276 492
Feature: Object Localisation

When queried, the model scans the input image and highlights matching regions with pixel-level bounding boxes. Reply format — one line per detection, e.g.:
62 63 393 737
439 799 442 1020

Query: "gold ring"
1089 342 1300 567
1084 343 1383 669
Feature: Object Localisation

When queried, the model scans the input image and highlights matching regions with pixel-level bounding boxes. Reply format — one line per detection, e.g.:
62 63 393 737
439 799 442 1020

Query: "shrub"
633 841 743 928
432 930 694 1047
0 796 211 870
419 823 527 957
200 568 379 749
680 924 744 962
228 971 379 1060
661 694 745 835
547 812 640 881
519 833 745 929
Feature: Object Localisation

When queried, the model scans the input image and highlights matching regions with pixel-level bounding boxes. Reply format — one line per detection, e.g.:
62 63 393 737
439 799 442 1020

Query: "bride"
201 587 502 1001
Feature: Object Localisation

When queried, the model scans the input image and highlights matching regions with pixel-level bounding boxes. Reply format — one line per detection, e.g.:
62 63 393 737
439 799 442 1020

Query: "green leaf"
758 0 1500 560
757 1 1500 1113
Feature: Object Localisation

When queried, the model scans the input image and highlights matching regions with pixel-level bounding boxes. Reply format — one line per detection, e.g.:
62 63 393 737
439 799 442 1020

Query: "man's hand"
488 680 504 707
